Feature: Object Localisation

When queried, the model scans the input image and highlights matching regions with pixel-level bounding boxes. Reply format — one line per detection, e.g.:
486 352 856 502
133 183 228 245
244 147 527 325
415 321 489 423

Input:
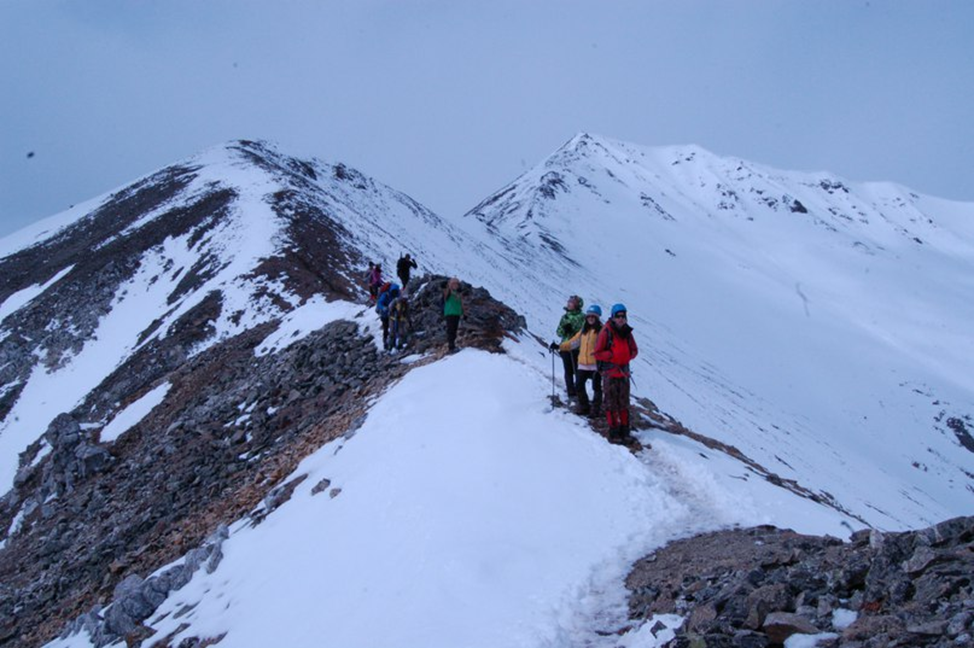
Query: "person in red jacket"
593 303 638 441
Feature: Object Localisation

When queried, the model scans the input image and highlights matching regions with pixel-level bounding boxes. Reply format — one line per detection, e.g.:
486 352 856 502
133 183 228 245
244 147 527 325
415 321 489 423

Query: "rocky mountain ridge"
0 136 971 647
0 139 524 646
1 273 523 647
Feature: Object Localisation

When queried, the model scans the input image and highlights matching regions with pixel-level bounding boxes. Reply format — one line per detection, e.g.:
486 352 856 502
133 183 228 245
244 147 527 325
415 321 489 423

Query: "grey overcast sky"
2 1 972 237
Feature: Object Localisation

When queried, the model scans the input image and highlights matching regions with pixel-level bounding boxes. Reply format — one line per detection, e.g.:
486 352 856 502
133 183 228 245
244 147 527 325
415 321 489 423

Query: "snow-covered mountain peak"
459 133 974 533
551 132 713 172
467 130 973 275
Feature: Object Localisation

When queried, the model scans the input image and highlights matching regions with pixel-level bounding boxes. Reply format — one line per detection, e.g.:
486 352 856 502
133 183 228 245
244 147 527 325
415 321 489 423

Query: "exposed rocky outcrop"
626 517 974 647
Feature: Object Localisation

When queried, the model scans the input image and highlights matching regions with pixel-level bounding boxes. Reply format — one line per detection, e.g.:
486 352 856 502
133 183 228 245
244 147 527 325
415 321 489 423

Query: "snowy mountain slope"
0 140 479 496
462 133 974 530
45 347 852 648
0 135 969 647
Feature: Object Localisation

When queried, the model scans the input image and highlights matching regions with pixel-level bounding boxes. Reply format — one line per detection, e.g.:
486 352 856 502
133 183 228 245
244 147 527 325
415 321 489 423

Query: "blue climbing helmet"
586 304 602 317
610 303 627 317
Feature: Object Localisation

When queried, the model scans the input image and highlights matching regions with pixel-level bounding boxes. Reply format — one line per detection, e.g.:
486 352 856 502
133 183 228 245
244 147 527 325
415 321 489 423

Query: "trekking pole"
550 347 557 407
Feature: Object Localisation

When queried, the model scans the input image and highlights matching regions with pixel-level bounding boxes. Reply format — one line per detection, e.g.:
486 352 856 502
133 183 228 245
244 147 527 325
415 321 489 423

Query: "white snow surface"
832 608 858 630
784 633 840 648
254 296 366 357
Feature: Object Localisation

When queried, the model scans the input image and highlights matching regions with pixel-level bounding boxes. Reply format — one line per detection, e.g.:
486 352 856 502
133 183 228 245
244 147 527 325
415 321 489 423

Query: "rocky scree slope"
0 273 522 648
626 516 974 647
0 139 524 647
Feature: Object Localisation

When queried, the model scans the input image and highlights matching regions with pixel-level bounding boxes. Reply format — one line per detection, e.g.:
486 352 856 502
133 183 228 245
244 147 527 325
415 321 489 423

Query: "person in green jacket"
549 294 584 401
443 277 464 353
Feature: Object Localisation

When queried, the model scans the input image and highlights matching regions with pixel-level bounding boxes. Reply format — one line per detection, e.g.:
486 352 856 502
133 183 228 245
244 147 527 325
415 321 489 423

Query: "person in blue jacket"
376 282 400 350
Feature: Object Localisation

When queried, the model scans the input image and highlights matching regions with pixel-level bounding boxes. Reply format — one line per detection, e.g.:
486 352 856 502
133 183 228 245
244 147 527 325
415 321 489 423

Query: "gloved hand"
549 341 560 352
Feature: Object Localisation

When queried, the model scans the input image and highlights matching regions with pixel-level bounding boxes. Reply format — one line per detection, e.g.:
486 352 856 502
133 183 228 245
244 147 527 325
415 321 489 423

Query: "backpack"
391 297 409 322
376 285 399 316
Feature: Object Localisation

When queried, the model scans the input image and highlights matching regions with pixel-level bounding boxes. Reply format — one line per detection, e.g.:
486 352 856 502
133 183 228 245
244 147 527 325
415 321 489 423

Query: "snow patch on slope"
255 296 366 356
100 383 171 444
0 265 74 324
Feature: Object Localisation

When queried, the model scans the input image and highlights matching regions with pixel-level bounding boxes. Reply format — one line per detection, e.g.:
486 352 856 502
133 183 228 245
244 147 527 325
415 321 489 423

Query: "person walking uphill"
388 293 411 350
594 303 638 442
550 295 585 402
367 263 384 304
556 304 603 417
442 277 463 353
376 282 400 350
397 253 418 289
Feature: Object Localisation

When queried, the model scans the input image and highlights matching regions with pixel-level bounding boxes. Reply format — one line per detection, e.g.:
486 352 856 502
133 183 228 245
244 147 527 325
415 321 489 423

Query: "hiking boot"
619 425 634 443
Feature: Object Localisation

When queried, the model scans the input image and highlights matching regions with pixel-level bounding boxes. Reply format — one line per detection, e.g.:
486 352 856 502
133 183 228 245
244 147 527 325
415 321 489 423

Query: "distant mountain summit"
462 131 974 529
468 132 962 249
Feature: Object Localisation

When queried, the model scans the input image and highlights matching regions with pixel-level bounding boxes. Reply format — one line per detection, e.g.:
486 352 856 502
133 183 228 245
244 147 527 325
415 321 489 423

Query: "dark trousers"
390 317 407 349
445 315 460 350
575 369 602 413
380 315 390 349
603 375 631 427
559 350 579 398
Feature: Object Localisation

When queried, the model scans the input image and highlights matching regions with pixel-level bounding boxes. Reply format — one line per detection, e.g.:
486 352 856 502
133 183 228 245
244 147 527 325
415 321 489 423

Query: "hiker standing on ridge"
368 263 384 304
550 295 584 402
376 282 400 350
364 262 376 302
594 303 638 442
442 277 464 353
397 253 418 289
554 304 603 418
389 293 411 350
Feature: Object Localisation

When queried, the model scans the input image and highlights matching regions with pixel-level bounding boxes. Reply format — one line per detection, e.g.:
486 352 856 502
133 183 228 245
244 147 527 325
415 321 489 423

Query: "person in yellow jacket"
558 304 603 417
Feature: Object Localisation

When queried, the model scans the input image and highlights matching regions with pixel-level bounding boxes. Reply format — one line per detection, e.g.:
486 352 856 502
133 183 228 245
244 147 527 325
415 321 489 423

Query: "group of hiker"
549 295 638 443
365 253 465 353
362 261 637 444
366 253 417 302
